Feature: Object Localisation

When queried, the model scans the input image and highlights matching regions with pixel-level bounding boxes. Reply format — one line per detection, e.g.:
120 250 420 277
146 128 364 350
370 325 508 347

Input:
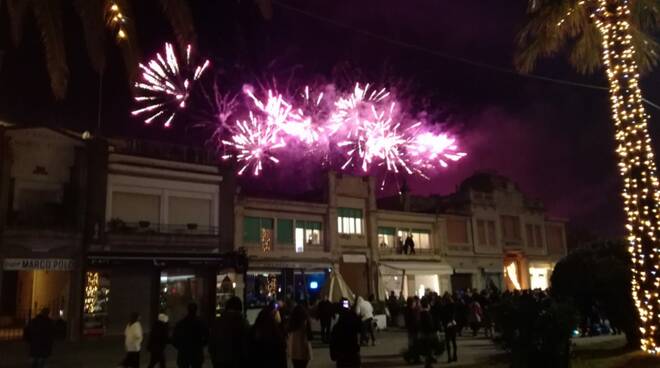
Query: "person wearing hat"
147 313 170 368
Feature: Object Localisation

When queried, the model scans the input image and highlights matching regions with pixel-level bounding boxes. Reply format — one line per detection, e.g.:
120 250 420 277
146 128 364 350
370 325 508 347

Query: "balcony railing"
106 221 219 236
378 246 434 255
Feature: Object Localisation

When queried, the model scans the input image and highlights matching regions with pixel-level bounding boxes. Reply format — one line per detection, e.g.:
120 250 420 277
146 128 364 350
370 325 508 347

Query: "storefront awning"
380 261 453 276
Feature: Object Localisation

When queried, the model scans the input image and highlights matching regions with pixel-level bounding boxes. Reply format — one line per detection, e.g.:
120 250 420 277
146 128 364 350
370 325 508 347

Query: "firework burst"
132 43 210 127
221 112 286 176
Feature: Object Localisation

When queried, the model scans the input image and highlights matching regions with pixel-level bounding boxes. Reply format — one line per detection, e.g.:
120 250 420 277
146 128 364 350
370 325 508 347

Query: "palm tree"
3 0 196 99
516 0 660 353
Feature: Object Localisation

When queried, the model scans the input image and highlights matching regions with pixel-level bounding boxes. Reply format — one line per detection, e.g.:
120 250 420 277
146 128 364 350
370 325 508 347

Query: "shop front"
84 252 245 336
0 258 75 340
379 261 453 298
527 261 554 290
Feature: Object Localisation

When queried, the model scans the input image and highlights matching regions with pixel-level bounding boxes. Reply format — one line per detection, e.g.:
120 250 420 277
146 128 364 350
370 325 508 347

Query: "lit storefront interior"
379 263 452 298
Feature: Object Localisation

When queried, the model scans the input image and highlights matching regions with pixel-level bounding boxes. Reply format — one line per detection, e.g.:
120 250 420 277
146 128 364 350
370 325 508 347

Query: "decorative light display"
260 228 274 252
132 43 210 128
84 271 100 314
505 262 522 291
557 0 660 353
105 2 128 41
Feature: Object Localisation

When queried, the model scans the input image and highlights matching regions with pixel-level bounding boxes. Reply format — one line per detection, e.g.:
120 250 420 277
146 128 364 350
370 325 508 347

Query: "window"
526 224 535 247
411 229 431 249
487 221 497 246
501 215 521 241
477 220 487 245
534 225 543 248
526 224 544 248
277 219 293 244
112 192 160 224
337 208 363 234
378 227 395 248
447 218 468 244
546 224 565 253
243 217 274 248
168 197 212 228
295 221 322 252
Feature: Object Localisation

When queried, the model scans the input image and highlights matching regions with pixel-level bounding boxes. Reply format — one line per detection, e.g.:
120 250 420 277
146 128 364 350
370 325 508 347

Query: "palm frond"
630 27 660 74
6 0 31 45
73 0 106 74
31 0 69 100
632 0 660 33
568 24 601 74
515 0 582 73
159 0 196 50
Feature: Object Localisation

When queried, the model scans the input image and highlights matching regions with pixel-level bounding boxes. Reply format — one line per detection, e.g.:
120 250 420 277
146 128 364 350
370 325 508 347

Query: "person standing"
468 299 483 337
287 305 313 368
419 298 438 368
441 295 458 363
330 298 362 368
317 296 335 343
405 235 416 255
356 295 376 346
173 303 209 368
24 308 55 368
147 313 170 368
208 297 249 368
248 307 287 368
121 312 143 368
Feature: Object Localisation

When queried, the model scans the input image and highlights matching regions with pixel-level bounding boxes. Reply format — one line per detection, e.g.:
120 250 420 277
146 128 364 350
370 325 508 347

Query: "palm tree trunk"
596 0 660 353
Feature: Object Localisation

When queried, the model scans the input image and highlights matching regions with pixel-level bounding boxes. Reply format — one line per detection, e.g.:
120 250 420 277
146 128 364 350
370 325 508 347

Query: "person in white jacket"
355 296 376 346
121 312 143 368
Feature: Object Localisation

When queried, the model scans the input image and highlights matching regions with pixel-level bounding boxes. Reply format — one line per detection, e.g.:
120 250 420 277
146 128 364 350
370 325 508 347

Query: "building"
0 126 567 339
0 127 245 340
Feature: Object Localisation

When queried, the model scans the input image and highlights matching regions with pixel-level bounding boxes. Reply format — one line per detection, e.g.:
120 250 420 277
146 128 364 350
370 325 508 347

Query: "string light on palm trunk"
556 0 660 354
106 2 128 41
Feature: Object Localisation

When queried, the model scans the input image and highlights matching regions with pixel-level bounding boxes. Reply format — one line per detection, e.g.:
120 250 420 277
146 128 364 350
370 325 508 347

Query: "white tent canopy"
319 269 355 302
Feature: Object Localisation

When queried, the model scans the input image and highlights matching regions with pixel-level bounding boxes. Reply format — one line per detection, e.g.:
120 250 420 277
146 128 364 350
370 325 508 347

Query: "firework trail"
221 112 286 176
132 43 210 127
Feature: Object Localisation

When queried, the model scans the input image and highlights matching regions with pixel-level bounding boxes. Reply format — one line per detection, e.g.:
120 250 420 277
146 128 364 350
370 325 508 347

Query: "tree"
551 240 639 347
3 0 196 99
516 0 660 353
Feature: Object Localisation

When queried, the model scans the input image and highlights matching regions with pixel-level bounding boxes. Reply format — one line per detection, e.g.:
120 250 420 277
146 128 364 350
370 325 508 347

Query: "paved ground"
0 329 626 368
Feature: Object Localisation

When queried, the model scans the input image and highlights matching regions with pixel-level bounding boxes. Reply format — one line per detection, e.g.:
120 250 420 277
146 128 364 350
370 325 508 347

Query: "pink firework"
221 112 286 176
408 131 467 169
132 43 210 127
328 82 390 138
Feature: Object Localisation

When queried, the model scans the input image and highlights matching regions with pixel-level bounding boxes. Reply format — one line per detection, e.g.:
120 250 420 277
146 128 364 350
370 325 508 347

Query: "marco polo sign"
3 258 74 271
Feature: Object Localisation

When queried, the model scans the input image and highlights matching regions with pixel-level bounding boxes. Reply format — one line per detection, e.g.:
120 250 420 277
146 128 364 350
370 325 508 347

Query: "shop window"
447 218 468 244
529 267 549 290
337 208 363 235
277 219 294 245
295 221 322 252
244 217 274 251
378 227 395 248
83 271 110 336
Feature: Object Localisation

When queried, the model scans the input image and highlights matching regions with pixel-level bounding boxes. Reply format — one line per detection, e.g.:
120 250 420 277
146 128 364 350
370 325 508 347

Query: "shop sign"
3 258 74 271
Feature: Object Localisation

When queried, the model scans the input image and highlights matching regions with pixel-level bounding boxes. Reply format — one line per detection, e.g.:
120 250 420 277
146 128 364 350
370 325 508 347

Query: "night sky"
2 0 660 240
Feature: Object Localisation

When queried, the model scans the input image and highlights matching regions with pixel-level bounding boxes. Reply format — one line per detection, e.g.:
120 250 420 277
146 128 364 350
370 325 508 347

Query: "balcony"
3 208 82 253
102 221 220 253
378 246 435 256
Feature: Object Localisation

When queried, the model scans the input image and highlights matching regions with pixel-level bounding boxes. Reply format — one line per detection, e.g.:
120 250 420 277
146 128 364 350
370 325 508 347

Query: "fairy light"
84 272 100 314
106 2 128 42
561 0 660 354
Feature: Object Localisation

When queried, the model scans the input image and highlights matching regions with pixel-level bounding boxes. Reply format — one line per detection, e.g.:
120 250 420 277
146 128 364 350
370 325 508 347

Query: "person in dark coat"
419 298 439 368
404 235 416 254
317 296 335 343
208 297 249 368
329 298 362 368
147 313 170 368
441 294 458 363
24 308 55 368
248 306 287 368
172 303 209 368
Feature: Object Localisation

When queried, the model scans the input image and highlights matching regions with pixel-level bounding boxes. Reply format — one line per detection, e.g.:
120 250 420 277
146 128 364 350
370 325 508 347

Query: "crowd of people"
22 287 619 368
